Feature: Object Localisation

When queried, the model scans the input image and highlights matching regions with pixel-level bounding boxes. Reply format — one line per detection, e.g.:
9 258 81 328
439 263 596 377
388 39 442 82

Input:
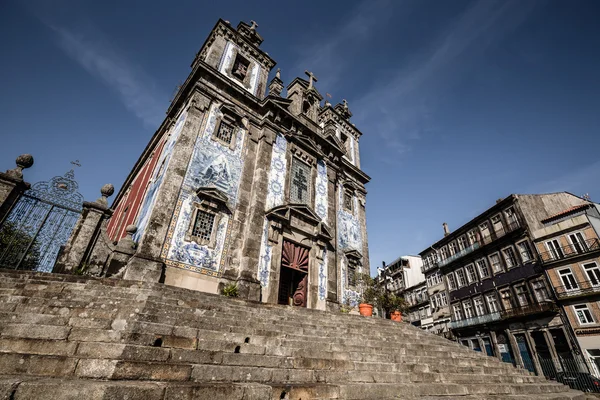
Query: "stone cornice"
318 106 364 139
196 19 276 71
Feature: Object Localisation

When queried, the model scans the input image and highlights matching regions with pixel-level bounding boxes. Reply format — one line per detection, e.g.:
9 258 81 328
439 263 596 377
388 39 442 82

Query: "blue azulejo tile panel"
315 160 328 223
166 190 228 271
218 41 261 96
318 249 327 300
162 104 245 275
265 133 287 210
134 109 188 242
257 219 272 287
337 210 362 251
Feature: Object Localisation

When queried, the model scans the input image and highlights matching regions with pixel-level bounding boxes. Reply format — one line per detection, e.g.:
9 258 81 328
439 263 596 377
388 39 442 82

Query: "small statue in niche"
232 55 249 81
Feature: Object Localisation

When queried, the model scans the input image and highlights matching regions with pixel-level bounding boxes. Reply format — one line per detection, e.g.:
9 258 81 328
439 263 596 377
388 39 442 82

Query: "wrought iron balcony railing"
500 301 557 319
554 279 600 298
437 220 523 269
448 312 501 329
538 238 600 264
421 260 439 273
438 242 481 268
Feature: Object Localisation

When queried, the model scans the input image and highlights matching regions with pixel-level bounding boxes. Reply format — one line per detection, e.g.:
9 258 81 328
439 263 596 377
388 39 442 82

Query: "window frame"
462 299 474 319
545 239 564 260
453 303 464 321
573 304 595 325
488 252 503 274
516 240 534 263
582 262 600 286
568 231 588 254
289 157 312 205
455 268 467 287
476 258 491 279
502 246 518 269
465 264 478 284
447 273 457 291
186 203 220 248
485 292 500 313
558 268 579 291
473 296 485 316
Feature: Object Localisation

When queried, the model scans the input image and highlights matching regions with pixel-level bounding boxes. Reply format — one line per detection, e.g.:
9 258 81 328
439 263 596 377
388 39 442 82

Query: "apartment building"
404 280 433 329
532 202 600 376
379 255 424 295
420 192 588 374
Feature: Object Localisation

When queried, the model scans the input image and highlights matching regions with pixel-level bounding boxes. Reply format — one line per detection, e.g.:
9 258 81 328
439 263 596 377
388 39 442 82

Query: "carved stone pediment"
266 204 334 245
344 249 362 262
195 187 231 213
286 133 326 160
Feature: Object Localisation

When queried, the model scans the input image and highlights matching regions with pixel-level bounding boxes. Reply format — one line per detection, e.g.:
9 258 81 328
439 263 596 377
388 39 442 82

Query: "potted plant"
357 273 377 317
378 291 406 322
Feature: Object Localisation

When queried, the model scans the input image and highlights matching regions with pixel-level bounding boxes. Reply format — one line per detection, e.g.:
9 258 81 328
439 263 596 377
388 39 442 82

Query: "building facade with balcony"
420 250 451 337
420 192 588 374
379 255 424 296
532 202 600 377
404 280 432 329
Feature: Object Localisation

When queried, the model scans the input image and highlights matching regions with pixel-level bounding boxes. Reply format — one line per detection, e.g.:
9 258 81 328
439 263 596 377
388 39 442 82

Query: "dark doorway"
277 240 309 307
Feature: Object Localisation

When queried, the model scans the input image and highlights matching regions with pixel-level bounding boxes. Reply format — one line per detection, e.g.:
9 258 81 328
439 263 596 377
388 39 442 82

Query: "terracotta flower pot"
390 311 402 322
358 303 373 317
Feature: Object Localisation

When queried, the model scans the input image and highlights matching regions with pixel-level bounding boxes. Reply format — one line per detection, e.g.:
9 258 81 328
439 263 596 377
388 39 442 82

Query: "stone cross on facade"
342 99 349 110
70 160 82 168
250 20 258 31
293 167 308 202
304 70 318 90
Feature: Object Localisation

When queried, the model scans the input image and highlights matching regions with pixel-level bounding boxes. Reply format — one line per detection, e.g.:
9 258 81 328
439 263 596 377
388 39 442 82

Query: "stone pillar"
237 126 274 301
524 330 542 375
506 329 525 369
489 331 503 361
0 154 33 225
125 93 210 282
326 166 338 309
104 225 137 277
54 184 114 274
543 329 563 371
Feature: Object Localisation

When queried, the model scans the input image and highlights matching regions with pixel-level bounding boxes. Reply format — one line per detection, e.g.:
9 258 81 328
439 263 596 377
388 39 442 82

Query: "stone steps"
0 269 590 399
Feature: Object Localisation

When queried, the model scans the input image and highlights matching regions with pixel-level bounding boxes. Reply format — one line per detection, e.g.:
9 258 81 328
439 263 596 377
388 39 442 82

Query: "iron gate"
0 169 83 272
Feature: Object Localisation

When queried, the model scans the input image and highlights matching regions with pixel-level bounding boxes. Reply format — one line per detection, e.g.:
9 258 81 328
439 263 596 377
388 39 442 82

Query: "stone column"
0 154 33 225
489 331 503 361
506 329 525 369
104 225 137 277
125 92 210 282
326 167 339 309
54 184 114 274
237 125 275 301
524 329 542 375
543 329 562 371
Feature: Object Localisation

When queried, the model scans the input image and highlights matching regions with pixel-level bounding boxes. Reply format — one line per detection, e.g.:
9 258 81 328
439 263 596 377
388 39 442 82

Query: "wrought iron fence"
555 279 600 298
500 301 557 319
448 311 501 329
539 238 600 264
538 357 600 393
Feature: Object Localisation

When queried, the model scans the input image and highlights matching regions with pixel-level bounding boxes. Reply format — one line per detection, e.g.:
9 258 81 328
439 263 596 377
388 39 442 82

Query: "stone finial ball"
100 183 115 197
16 154 34 169
125 225 138 235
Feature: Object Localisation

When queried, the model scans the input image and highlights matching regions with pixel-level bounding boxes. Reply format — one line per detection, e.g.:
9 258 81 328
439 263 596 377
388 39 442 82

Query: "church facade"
105 20 370 310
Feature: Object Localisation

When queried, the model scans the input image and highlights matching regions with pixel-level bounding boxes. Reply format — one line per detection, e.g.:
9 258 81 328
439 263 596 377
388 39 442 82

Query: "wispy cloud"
352 0 540 158
44 22 166 127
527 160 600 197
297 0 394 91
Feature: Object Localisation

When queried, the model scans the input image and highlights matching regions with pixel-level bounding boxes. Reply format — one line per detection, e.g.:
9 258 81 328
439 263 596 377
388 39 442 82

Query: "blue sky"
1 0 599 274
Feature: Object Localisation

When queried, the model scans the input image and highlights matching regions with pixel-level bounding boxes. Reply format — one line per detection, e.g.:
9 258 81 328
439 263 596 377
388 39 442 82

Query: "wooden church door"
277 240 309 307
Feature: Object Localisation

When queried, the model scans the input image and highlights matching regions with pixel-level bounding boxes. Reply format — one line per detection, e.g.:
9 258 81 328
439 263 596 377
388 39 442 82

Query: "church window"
340 133 352 157
343 190 353 212
191 209 216 243
231 54 250 81
290 158 311 204
215 121 234 145
348 263 357 287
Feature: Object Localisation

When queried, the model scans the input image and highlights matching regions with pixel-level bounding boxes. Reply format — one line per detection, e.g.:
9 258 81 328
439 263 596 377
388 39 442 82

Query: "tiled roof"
541 203 591 223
